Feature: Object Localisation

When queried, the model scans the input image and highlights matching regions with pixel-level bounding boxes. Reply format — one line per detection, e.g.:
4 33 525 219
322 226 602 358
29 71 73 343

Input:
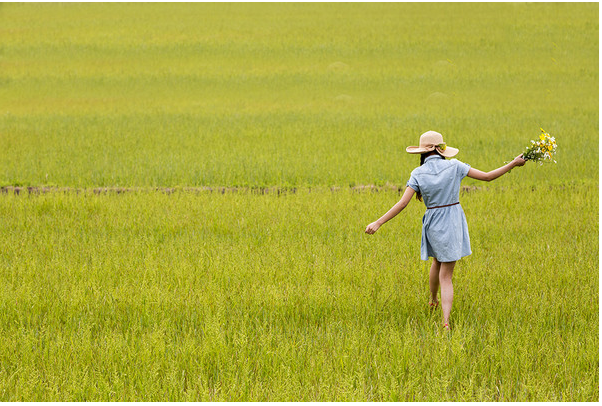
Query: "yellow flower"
539 134 546 141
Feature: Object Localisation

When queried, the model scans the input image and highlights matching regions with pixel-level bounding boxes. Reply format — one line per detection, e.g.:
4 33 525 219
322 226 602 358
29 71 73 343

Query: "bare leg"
439 260 456 325
429 258 441 304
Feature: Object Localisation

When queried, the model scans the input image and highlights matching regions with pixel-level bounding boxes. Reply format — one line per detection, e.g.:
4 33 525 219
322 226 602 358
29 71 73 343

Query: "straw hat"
406 130 459 158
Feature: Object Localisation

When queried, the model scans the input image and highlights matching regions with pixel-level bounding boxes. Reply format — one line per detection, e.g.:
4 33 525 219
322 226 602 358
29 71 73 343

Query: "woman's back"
406 155 471 207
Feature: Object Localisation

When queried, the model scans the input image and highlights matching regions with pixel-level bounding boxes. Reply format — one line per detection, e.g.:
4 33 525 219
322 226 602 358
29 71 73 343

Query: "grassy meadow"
0 2 598 401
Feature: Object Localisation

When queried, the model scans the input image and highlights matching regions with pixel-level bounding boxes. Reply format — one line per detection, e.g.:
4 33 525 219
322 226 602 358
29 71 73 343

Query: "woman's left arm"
365 186 416 234
467 154 526 181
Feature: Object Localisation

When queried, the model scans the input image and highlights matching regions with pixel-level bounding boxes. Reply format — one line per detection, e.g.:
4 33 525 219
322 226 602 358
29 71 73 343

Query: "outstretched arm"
467 154 526 182
365 186 416 234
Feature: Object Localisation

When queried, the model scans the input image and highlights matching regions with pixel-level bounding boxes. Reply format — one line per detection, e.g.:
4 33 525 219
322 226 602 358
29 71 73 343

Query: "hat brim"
406 146 430 154
406 145 459 158
439 146 459 157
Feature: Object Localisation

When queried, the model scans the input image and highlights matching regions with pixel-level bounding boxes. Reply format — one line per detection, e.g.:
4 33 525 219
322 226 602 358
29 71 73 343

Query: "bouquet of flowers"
522 128 557 164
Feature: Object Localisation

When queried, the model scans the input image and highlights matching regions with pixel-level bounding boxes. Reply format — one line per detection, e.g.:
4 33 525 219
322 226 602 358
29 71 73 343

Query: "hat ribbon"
423 143 447 151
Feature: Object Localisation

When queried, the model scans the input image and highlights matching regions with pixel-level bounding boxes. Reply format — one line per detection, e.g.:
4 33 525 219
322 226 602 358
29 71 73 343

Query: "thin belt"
426 202 459 210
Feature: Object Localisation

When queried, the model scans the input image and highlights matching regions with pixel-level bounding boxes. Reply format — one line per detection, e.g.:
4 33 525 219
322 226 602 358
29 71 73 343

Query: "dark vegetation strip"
1 185 484 195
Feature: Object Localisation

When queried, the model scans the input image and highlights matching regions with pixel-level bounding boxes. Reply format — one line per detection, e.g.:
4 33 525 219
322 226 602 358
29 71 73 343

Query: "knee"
439 274 452 284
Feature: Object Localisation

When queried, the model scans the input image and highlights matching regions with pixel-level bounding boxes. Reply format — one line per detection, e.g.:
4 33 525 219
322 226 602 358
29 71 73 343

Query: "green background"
0 3 597 401
0 2 597 187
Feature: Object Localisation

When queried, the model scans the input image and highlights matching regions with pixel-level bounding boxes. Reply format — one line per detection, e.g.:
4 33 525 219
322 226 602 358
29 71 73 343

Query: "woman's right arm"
467 154 526 182
365 186 416 234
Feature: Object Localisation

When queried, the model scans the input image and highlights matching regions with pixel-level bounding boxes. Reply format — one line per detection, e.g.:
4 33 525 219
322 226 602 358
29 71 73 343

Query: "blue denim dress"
406 155 472 262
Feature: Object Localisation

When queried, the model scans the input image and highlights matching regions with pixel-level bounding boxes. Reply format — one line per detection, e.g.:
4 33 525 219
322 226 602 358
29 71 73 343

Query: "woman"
364 130 526 330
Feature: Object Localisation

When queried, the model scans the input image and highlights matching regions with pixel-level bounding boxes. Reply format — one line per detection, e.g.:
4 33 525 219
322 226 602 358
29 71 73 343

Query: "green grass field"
0 2 598 401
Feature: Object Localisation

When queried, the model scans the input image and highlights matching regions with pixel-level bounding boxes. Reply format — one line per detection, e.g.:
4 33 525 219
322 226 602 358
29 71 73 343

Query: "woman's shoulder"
449 158 471 177
450 158 470 166
449 158 470 168
409 165 424 176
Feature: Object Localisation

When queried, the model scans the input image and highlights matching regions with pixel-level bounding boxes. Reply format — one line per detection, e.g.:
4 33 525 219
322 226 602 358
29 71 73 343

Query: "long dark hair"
416 150 444 202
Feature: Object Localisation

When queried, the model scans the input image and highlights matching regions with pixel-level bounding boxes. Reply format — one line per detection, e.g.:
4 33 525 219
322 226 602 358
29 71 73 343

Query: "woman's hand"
365 221 381 234
513 154 526 167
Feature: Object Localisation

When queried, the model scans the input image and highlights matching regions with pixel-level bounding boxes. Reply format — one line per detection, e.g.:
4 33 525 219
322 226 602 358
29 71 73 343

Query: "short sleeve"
406 173 420 192
452 159 471 179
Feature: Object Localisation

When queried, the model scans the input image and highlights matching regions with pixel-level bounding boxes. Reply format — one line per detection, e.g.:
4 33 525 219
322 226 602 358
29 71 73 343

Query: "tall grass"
0 2 597 401
0 3 597 187
0 186 597 401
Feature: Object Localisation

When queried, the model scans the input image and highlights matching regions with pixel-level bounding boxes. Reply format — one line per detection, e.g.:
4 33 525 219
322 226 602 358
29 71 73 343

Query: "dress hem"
420 251 472 262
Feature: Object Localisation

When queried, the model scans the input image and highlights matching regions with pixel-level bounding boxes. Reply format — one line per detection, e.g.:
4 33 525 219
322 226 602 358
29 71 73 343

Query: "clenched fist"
365 221 381 234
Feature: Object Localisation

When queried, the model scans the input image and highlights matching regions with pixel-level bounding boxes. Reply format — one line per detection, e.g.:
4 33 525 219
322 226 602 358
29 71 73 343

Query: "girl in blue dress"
365 131 526 330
